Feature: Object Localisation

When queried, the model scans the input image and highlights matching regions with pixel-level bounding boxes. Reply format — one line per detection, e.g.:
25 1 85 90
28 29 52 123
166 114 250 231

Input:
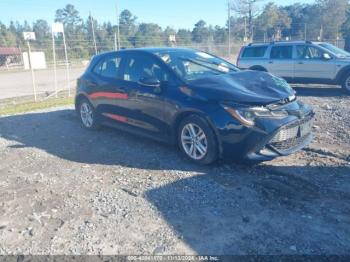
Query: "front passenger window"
123 55 169 83
297 46 324 60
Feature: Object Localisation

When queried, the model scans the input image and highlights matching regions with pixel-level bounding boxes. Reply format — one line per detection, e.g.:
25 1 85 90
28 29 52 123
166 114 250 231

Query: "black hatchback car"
75 48 314 164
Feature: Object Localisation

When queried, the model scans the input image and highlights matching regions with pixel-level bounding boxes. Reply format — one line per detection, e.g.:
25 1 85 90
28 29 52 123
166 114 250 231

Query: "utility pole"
304 23 307 40
27 41 37 101
227 0 231 58
336 24 340 47
114 32 118 51
23 32 37 101
51 29 58 98
319 25 324 41
90 11 98 55
116 1 121 50
244 17 247 43
62 29 71 97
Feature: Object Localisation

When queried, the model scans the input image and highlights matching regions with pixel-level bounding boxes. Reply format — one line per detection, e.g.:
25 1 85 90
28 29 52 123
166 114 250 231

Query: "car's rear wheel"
178 115 218 165
78 99 100 130
341 73 350 94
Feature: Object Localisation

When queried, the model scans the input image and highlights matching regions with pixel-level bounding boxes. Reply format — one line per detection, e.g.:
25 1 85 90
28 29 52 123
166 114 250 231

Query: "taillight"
236 46 244 66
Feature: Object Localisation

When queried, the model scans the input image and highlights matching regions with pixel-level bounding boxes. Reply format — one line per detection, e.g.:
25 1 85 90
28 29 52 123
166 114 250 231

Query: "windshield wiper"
194 58 236 71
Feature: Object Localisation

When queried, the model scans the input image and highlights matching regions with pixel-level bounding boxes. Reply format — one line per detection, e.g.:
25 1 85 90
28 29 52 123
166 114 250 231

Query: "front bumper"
216 109 315 162
246 133 314 161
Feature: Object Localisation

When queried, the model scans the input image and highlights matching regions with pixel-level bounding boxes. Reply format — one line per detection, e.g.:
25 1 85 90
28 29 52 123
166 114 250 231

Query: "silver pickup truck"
236 41 350 94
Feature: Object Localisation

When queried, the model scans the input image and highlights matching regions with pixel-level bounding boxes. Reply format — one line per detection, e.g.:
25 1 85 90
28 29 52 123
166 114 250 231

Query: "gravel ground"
0 85 349 255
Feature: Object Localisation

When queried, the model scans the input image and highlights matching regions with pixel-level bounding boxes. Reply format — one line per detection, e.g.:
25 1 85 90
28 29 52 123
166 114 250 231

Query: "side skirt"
101 118 171 145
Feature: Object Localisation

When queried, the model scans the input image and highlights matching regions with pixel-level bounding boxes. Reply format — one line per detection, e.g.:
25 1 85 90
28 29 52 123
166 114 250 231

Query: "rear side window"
241 46 267 58
270 46 293 59
93 55 122 79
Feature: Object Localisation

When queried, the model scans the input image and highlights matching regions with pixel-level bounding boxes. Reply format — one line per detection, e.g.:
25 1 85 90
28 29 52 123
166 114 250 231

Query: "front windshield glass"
153 49 239 81
319 43 350 58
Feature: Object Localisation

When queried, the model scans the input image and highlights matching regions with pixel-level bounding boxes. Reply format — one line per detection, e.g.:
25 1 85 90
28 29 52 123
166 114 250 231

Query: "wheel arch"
75 94 92 113
171 110 223 157
249 65 267 72
335 65 350 84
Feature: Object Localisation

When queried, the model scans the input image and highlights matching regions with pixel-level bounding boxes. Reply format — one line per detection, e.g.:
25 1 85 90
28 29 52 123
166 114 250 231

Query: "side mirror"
323 53 332 60
138 76 161 88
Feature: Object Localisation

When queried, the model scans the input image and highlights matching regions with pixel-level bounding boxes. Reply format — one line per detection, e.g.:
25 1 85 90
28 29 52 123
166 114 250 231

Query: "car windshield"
153 49 239 81
319 43 350 58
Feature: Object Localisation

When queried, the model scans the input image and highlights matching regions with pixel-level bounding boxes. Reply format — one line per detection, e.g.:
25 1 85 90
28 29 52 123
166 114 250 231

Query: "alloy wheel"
345 76 350 91
80 102 94 128
181 123 208 160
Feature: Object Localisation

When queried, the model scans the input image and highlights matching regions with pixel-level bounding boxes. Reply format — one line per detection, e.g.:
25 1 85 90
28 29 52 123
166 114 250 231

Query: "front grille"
269 113 313 152
271 135 309 151
271 125 299 142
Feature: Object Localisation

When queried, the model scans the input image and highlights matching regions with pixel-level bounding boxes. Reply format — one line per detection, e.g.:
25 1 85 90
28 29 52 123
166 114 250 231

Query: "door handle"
268 61 273 64
87 80 97 87
116 87 126 93
298 62 304 65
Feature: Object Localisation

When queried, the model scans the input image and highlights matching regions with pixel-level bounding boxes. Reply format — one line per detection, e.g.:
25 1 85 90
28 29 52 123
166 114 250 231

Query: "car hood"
188 70 295 105
336 57 350 63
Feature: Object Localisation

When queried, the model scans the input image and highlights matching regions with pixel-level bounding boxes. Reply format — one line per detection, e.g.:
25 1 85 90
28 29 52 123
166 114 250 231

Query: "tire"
77 98 100 130
341 72 350 95
178 115 218 165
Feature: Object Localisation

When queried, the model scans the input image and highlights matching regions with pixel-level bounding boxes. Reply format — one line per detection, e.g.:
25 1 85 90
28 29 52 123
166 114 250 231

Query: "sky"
0 0 315 29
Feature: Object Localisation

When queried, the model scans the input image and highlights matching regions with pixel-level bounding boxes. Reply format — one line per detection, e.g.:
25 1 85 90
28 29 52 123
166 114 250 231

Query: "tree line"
1 0 350 59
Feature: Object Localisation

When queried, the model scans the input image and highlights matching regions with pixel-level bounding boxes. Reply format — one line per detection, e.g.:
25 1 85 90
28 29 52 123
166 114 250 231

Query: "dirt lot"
0 85 349 255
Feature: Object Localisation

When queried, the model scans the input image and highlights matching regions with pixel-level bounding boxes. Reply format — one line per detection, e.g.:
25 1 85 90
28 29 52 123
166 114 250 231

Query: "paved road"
0 67 85 99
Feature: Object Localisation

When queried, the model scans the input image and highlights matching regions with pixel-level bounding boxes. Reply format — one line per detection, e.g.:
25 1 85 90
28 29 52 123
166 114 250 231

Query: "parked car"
237 41 350 94
75 48 314 164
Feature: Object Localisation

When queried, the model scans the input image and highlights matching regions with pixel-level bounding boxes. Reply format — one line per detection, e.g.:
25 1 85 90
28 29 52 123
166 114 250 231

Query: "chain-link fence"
0 36 245 104
0 31 346 104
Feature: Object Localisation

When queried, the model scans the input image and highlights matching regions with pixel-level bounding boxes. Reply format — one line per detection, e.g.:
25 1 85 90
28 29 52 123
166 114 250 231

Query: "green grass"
0 96 74 116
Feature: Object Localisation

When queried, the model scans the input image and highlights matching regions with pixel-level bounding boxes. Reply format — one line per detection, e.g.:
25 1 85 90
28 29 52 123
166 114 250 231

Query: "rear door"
87 53 129 117
266 45 294 79
294 45 336 80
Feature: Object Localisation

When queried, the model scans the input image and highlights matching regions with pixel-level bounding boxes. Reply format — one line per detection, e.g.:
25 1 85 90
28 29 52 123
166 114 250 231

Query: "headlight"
223 105 288 127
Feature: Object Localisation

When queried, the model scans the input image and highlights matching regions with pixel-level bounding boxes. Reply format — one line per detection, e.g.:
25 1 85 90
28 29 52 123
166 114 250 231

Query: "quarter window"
242 46 268 58
270 46 293 59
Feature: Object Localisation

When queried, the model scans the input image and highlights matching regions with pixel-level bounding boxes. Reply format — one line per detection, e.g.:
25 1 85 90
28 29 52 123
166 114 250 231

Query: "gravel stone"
0 85 349 255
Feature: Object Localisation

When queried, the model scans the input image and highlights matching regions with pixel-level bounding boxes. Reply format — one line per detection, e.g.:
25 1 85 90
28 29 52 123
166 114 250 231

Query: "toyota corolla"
75 48 314 164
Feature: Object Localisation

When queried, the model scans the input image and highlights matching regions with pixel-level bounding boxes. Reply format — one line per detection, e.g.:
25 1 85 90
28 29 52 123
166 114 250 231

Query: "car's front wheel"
178 115 218 165
78 99 100 130
341 72 350 94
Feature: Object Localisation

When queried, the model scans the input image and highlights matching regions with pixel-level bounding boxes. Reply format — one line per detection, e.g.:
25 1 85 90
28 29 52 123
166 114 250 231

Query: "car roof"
94 47 196 58
245 41 334 48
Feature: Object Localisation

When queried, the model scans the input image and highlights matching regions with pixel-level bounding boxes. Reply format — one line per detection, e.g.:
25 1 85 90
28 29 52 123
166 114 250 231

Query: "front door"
114 53 172 139
294 45 336 80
